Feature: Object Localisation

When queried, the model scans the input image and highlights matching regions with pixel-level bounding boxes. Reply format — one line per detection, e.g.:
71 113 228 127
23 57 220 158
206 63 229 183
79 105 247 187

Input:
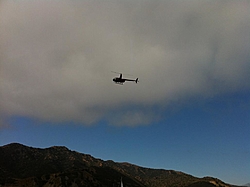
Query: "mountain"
0 143 244 187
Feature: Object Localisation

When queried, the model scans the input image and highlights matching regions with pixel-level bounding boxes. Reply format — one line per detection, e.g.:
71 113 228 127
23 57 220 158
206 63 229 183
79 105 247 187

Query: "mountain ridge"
0 143 245 187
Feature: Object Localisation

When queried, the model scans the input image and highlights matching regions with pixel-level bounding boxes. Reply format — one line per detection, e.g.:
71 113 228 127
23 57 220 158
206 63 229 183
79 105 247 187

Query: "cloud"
1 1 250 126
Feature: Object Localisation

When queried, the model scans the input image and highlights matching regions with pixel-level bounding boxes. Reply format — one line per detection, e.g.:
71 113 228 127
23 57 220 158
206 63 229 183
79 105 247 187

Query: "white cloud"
1 1 250 126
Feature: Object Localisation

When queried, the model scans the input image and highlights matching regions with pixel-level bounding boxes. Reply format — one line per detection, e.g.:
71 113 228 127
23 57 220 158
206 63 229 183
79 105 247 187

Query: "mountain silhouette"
0 143 245 187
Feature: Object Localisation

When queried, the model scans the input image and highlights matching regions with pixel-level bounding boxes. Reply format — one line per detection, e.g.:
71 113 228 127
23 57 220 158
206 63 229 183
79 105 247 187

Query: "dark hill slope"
0 143 244 187
0 143 143 187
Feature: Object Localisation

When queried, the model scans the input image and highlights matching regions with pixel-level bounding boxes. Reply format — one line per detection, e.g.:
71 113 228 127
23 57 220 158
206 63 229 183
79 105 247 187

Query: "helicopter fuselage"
113 77 126 83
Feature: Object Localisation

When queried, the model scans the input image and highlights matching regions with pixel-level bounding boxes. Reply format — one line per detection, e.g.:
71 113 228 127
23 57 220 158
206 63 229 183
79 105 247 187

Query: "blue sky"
1 1 250 186
1 91 249 185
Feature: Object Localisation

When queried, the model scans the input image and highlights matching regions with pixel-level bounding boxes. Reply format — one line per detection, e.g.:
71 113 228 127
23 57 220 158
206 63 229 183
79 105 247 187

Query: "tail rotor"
135 78 139 83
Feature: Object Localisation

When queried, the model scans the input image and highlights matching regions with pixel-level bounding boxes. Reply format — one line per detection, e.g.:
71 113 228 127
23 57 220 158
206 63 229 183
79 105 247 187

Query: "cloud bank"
1 1 250 126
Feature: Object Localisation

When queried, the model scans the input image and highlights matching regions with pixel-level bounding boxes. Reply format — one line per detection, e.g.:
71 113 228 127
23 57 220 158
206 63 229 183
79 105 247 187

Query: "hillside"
0 143 245 187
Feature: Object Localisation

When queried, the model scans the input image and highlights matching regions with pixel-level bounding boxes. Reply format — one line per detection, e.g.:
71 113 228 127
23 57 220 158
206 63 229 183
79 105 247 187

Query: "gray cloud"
1 1 250 126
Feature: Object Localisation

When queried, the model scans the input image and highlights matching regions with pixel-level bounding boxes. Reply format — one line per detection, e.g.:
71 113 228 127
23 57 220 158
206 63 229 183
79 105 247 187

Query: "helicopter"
112 71 139 85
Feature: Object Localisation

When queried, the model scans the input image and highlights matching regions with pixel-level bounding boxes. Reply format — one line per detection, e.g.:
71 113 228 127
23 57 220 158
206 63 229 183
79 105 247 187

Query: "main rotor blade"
111 71 132 76
111 71 121 74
